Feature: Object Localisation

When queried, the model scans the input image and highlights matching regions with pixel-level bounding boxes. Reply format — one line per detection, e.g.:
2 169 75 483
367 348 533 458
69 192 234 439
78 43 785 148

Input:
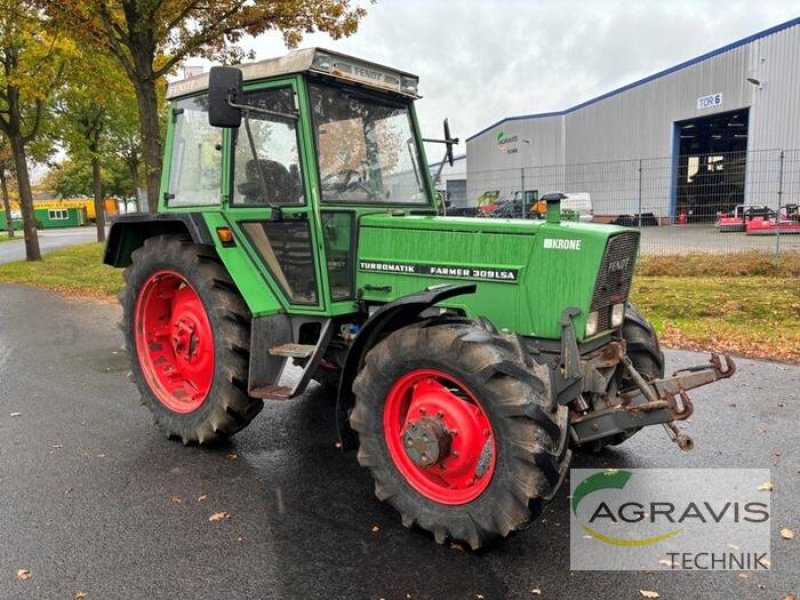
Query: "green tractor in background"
104 49 735 549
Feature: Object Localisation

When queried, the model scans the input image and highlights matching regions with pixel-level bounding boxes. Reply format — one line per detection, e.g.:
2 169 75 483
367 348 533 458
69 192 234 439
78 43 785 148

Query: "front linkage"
555 308 736 450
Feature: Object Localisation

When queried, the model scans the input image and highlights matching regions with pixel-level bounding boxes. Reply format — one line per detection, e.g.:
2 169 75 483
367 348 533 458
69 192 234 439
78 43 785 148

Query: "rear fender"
103 213 213 267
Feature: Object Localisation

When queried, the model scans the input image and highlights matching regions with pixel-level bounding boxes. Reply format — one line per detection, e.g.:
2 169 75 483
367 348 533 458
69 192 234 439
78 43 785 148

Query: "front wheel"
350 320 569 549
121 235 262 444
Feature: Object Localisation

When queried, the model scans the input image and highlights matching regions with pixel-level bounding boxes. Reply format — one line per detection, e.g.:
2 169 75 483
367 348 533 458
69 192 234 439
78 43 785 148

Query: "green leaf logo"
573 470 682 546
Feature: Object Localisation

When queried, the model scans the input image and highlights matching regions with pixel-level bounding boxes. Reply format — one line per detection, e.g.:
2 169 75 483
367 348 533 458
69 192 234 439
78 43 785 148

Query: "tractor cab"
155 48 441 311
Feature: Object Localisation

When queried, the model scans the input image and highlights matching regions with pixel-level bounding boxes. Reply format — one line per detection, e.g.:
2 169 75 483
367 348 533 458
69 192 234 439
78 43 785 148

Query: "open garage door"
675 108 749 222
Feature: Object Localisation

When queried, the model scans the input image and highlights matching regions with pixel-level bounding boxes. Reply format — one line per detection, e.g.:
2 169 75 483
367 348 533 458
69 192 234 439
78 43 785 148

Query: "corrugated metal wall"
465 22 800 216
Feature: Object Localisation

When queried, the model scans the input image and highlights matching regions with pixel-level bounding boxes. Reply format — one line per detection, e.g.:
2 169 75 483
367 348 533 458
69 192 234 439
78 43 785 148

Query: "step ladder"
249 319 333 401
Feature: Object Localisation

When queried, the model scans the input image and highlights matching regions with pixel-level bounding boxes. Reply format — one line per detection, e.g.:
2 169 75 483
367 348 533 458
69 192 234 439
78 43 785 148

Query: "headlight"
585 311 599 337
611 303 625 328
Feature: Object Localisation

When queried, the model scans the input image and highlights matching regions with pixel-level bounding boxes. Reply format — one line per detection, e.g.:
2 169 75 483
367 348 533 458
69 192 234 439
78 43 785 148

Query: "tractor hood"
356 214 639 341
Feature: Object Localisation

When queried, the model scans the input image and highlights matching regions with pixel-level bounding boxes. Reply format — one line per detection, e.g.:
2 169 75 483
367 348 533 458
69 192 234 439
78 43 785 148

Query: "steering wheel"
322 169 372 195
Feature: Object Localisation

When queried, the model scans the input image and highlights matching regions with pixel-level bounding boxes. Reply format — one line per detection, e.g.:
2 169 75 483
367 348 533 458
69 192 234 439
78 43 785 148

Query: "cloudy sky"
239 1 797 153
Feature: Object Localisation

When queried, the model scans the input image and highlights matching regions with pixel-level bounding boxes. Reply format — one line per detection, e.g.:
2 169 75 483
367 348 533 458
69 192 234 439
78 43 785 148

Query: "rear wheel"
350 320 569 549
121 235 262 444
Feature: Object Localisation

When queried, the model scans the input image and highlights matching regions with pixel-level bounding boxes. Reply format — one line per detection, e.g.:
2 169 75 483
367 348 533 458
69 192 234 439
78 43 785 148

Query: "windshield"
308 82 427 204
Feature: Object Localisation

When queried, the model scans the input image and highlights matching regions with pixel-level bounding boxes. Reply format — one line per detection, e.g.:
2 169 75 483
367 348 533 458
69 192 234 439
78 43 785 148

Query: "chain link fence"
451 149 800 258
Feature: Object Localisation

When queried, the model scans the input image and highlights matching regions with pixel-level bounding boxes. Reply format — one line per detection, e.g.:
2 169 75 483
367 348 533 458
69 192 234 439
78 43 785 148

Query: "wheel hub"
134 271 215 414
383 369 497 505
402 417 451 467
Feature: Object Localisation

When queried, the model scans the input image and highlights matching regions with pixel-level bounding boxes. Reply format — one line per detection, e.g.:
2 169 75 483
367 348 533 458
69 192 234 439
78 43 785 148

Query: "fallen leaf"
51 445 63 449
476 596 484 600
10 412 21 417
639 591 659 599
197 494 208 502
227 453 239 461
781 528 794 540
757 481 774 491
170 496 183 505
209 512 230 522
658 559 674 567
762 558 771 569
75 592 87 599
370 525 380 533
531 589 542 596
449 542 465 552
334 442 342 449
727 543 740 550
782 594 796 600
16 569 31 580
738 573 749 579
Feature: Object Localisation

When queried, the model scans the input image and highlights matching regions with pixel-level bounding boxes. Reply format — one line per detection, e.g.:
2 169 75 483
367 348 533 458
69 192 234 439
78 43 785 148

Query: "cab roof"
167 47 420 100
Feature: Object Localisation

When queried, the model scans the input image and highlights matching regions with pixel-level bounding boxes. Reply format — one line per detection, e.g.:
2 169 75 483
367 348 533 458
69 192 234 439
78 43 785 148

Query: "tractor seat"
238 159 298 204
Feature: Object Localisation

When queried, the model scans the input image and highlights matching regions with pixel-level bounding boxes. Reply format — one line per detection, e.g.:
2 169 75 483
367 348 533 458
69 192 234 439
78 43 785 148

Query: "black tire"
622 301 665 387
575 302 665 453
350 320 570 550
121 235 262 444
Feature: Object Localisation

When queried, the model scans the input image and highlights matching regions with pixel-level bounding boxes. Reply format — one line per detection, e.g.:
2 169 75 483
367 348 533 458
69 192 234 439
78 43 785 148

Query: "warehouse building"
465 17 800 222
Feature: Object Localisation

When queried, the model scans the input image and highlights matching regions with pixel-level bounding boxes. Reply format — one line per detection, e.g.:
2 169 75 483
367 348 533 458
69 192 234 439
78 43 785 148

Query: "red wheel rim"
383 368 496 505
134 270 215 414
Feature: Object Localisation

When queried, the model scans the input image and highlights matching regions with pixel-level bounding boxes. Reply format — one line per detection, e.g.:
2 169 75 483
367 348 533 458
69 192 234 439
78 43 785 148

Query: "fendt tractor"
104 49 735 549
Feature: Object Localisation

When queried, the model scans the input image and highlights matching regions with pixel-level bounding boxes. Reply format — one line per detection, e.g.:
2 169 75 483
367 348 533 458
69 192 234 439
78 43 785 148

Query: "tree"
56 48 140 241
0 138 15 237
48 156 134 200
41 1 368 213
0 2 72 260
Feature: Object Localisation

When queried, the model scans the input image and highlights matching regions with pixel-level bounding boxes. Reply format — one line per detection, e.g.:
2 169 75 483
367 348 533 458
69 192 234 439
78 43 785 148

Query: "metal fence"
455 149 800 258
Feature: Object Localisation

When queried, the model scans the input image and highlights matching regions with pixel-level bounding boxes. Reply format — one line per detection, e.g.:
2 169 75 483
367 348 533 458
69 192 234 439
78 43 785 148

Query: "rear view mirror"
208 66 243 128
444 118 456 166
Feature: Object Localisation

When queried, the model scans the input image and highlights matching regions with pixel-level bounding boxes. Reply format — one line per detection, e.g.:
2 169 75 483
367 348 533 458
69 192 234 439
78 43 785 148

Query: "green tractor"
104 49 735 549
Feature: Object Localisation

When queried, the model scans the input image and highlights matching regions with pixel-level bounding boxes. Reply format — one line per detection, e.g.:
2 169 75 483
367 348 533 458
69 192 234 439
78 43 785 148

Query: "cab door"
223 81 323 310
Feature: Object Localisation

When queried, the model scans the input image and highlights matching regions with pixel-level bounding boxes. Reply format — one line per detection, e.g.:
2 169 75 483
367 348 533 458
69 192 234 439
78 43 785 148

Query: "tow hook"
625 352 736 451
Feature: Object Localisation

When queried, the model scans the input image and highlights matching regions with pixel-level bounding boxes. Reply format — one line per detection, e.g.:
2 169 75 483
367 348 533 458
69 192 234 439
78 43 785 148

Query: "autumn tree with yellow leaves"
0 1 73 260
40 0 369 212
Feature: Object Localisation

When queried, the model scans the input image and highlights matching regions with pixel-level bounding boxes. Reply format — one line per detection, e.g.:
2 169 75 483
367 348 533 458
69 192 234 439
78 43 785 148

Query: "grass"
0 244 797 363
0 231 20 243
632 251 800 363
0 242 122 301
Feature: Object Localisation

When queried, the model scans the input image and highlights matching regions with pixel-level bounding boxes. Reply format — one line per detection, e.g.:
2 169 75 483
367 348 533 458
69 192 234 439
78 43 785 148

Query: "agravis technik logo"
570 469 772 571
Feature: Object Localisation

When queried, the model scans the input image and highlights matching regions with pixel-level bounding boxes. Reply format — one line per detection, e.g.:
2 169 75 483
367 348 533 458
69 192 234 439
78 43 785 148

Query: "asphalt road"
0 228 100 264
636 224 800 256
0 284 797 600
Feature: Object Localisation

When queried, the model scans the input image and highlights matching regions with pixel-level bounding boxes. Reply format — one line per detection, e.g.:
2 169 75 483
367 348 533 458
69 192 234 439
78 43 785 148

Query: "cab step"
249 384 293 400
251 320 333 401
268 343 316 359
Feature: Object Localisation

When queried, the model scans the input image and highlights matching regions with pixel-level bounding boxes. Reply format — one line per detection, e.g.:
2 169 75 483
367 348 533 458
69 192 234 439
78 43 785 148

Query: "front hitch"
570 352 736 450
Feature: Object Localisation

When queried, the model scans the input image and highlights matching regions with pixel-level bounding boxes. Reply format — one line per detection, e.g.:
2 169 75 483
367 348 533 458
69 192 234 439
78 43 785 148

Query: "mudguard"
103 213 213 267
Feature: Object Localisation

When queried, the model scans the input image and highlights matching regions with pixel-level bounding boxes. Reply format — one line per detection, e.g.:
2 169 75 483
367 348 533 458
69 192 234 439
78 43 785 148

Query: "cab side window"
232 87 304 206
166 95 222 207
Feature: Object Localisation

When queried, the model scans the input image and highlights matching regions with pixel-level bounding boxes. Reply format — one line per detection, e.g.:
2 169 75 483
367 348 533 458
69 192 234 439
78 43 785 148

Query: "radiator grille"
591 232 639 330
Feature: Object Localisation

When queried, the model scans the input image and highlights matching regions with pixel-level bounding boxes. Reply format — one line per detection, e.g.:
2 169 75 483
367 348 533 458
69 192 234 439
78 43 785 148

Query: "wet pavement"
0 284 797 599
